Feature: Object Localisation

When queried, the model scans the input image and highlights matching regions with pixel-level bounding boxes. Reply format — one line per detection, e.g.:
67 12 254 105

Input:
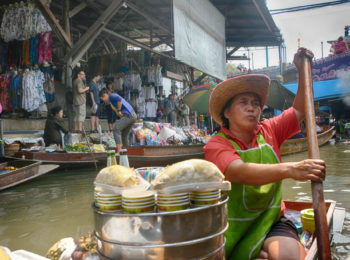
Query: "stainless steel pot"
93 196 228 259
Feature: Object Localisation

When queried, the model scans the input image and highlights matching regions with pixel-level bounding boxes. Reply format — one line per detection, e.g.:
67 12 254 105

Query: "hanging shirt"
9 73 22 109
109 93 134 116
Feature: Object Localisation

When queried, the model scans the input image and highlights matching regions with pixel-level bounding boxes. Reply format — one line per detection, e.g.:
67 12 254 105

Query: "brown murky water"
0 142 349 258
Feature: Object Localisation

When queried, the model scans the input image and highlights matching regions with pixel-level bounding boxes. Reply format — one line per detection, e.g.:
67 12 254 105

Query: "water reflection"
282 142 350 259
0 143 349 258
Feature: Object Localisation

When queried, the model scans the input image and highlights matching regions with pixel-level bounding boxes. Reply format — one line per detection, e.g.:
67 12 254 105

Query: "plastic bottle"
111 151 117 165
119 149 129 167
107 151 112 167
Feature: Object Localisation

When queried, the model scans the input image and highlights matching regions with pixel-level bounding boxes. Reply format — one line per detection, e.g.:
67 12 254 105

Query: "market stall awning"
284 79 350 101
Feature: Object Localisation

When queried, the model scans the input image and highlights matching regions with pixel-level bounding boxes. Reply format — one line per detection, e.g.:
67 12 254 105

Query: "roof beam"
125 1 173 36
69 1 87 19
103 28 174 60
65 0 124 68
226 46 241 58
193 74 207 85
35 0 72 48
227 55 250 61
252 0 273 32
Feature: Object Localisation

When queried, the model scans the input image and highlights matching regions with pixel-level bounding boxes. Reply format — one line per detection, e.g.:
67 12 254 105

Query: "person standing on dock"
73 71 89 132
89 74 101 132
204 48 326 260
99 88 137 155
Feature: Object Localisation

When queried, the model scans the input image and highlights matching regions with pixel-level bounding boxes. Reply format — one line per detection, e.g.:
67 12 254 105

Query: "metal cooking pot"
93 196 228 259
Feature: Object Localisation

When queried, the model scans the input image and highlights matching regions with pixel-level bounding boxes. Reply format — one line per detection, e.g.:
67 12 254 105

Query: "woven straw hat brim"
209 74 270 125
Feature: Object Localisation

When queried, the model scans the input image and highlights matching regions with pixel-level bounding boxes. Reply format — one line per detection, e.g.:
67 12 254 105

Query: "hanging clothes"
17 5 28 40
155 65 162 87
145 85 156 100
22 69 46 112
9 73 22 109
22 39 31 66
41 66 55 102
38 31 52 64
30 35 39 65
0 5 52 43
0 73 11 111
148 66 156 83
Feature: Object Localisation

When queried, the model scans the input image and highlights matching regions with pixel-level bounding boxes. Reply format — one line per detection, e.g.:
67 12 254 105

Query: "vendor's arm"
292 48 314 123
225 158 325 186
56 118 69 134
78 80 89 94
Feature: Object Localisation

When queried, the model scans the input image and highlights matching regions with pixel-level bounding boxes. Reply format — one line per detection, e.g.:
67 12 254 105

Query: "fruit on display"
152 159 224 189
95 165 140 187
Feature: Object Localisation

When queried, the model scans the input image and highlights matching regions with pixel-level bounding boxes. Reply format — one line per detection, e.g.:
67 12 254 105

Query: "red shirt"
204 107 300 174
335 40 347 54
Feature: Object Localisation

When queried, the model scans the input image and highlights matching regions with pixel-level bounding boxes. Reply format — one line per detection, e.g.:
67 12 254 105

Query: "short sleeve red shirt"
204 107 300 174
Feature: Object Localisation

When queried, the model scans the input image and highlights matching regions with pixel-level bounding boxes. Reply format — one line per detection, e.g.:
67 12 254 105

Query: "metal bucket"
93 196 228 259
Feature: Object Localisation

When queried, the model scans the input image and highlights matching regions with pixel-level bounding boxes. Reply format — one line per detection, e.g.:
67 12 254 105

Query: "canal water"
0 143 349 258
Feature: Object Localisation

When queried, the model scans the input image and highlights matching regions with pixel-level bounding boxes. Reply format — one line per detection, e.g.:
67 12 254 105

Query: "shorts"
74 104 86 122
266 216 299 241
91 103 100 117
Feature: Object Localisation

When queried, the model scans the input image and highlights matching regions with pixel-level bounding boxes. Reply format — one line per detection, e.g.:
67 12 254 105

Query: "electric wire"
270 0 350 15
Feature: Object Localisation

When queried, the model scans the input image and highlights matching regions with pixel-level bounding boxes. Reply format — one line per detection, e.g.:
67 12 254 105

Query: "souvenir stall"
87 49 167 123
0 1 57 118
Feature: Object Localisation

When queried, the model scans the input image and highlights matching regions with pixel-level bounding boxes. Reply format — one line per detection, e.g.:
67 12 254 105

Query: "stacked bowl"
190 190 221 206
96 193 122 211
122 190 156 213
157 192 190 212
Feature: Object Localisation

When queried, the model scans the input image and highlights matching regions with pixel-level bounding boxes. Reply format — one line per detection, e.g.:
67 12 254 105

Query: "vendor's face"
58 110 63 118
224 92 261 131
100 93 110 103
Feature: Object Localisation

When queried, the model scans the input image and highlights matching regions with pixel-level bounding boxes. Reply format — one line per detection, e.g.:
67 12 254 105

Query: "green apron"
216 132 282 260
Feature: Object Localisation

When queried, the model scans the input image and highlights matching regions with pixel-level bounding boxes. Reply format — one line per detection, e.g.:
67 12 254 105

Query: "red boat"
15 145 205 169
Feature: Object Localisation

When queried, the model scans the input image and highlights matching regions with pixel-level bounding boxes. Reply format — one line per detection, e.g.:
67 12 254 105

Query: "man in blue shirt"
89 74 101 132
99 88 137 154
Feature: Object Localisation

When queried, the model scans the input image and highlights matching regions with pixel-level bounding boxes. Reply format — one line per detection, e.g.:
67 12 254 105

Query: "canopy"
284 79 350 101
183 83 216 113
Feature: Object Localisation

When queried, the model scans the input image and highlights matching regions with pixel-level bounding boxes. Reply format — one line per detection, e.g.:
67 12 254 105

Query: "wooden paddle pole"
301 54 331 259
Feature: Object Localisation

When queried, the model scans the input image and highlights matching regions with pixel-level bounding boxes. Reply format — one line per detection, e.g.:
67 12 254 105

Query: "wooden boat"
284 200 345 260
0 157 59 191
14 145 205 169
281 126 336 155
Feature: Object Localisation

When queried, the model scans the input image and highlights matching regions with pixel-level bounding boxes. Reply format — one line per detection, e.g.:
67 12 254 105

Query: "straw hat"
209 74 270 125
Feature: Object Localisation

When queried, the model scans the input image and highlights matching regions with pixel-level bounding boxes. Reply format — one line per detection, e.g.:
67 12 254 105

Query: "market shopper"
204 48 325 260
73 71 89 132
179 99 190 127
99 88 137 155
44 106 68 147
165 94 177 126
105 81 117 131
89 74 101 132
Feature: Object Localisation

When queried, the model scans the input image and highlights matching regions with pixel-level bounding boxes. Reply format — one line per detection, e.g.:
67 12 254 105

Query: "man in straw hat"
204 48 325 259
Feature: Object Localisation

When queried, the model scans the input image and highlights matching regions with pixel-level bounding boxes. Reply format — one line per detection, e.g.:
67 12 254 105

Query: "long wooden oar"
301 53 331 259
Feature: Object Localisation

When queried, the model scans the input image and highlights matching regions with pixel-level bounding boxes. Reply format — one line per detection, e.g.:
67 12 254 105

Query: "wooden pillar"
63 0 74 131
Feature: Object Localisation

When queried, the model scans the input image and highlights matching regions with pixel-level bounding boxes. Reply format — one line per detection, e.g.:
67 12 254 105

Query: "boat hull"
14 145 205 169
280 126 335 155
0 157 59 190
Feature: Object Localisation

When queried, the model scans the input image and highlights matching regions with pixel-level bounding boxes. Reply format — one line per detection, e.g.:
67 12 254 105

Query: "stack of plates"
157 192 190 212
122 190 155 213
96 193 122 211
190 190 221 206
